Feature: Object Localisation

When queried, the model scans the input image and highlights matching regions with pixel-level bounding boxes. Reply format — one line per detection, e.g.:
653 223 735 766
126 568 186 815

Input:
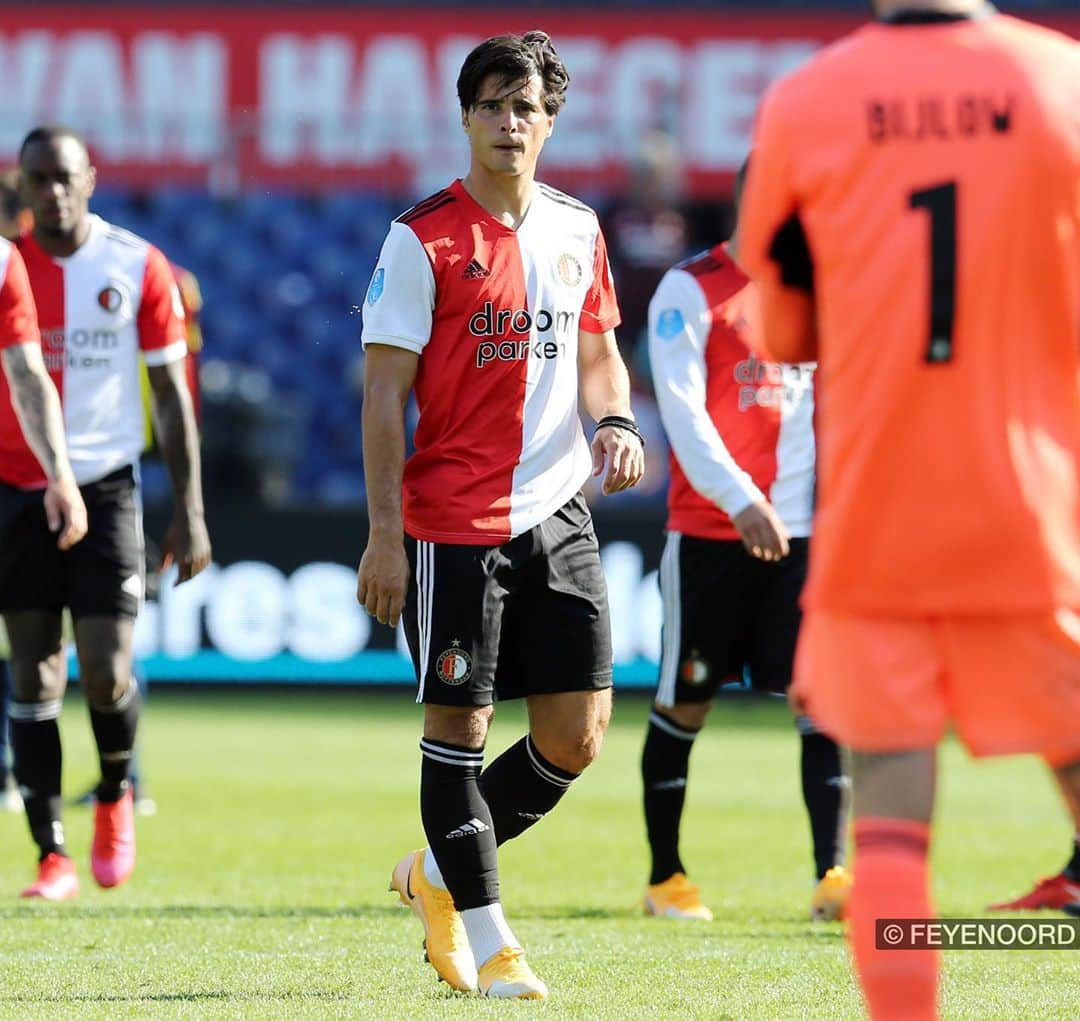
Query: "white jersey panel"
507 190 595 537
58 218 170 484
768 364 815 538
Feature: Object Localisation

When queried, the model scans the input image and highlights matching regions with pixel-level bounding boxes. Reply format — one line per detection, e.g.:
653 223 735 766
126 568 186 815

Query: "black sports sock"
88 682 140 802
419 738 499 910
479 735 578 846
9 701 67 860
642 709 700 886
798 718 849 880
1063 834 1080 881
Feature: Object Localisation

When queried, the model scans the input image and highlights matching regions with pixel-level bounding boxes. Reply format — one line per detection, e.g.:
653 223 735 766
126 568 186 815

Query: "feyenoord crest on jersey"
557 252 583 287
97 284 125 313
436 642 473 686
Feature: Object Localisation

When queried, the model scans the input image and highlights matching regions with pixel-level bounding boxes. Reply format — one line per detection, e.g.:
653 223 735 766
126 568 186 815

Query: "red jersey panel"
649 244 815 541
362 179 620 544
739 11 1080 615
0 239 44 486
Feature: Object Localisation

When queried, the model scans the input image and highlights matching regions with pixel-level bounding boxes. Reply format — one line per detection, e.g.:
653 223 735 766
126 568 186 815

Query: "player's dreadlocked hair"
457 31 570 116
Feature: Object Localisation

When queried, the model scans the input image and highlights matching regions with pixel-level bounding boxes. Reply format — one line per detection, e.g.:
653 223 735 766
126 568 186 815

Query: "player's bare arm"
732 500 790 562
578 327 644 495
147 359 211 583
357 343 417 628
1 340 87 550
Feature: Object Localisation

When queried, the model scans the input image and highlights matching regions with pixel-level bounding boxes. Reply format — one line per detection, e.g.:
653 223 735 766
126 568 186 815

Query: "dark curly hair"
457 31 570 116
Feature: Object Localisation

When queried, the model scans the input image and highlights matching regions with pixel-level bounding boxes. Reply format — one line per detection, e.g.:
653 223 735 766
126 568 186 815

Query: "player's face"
462 73 555 179
19 136 95 239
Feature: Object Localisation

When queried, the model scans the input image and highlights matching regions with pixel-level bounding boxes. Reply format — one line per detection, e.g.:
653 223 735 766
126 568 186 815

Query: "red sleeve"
0 245 40 351
580 226 622 334
137 245 186 363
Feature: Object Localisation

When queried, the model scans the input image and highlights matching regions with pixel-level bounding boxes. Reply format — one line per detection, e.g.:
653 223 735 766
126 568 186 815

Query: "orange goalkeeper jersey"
739 7 1080 616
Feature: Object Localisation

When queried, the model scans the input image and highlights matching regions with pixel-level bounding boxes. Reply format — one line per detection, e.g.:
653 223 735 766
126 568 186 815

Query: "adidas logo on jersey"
446 817 490 839
463 258 489 280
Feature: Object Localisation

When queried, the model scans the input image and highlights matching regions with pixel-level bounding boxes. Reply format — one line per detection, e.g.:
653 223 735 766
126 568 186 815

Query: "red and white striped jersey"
648 244 815 541
362 179 621 545
0 239 43 481
2 216 187 489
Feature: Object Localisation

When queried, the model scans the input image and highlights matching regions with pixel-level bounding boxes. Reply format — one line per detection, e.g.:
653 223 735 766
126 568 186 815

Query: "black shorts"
0 465 144 620
403 492 613 707
655 534 808 706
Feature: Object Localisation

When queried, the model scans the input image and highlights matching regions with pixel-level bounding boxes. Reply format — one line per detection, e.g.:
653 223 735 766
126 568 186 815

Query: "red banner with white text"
0 7 1076 196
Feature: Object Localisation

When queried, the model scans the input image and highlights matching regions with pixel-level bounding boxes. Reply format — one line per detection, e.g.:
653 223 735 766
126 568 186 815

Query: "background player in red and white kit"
359 32 643 1000
641 161 849 924
0 126 211 901
739 3 1080 1018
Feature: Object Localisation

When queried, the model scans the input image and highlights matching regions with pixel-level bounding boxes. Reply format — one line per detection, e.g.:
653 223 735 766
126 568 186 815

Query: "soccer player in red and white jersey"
359 32 644 999
1 126 210 901
641 160 850 925
739 3 1080 1017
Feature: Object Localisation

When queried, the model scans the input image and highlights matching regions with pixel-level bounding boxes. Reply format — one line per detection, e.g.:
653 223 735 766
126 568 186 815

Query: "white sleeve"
360 221 435 354
648 269 765 518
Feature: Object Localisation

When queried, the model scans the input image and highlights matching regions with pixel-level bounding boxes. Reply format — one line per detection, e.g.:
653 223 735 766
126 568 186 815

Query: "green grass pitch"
0 690 1076 1019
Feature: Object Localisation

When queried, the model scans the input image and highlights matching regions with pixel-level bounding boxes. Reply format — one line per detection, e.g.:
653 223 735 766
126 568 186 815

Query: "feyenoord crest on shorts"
435 642 473 686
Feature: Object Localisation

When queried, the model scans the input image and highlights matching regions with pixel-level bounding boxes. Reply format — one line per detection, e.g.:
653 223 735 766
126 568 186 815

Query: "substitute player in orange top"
738 3 1080 1020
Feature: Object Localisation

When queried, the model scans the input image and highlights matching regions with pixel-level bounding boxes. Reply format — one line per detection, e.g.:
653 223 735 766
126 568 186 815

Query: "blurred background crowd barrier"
3 2 1076 685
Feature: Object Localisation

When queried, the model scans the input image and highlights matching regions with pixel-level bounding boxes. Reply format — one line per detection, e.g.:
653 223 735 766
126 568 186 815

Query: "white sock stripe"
648 710 697 742
419 739 484 762
89 683 138 714
421 748 484 769
525 738 573 788
656 532 682 707
8 700 62 722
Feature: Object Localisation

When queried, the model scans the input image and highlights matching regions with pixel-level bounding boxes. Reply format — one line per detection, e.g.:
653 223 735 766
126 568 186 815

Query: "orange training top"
738 8 1080 615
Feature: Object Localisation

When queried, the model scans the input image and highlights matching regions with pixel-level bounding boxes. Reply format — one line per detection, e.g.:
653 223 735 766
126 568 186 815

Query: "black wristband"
596 415 645 448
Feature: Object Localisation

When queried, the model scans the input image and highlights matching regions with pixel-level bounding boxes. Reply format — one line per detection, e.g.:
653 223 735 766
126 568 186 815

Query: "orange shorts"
793 609 1080 764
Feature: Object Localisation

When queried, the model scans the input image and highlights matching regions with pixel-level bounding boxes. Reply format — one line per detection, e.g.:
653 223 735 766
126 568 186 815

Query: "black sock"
10 700 67 860
419 738 499 910
798 718 848 880
88 682 140 803
1063 834 1080 881
479 735 578 846
642 709 699 886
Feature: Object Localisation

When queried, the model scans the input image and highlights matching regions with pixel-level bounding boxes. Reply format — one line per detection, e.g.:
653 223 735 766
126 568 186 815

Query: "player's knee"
78 654 132 707
542 721 606 774
657 700 711 730
423 704 493 749
9 652 66 703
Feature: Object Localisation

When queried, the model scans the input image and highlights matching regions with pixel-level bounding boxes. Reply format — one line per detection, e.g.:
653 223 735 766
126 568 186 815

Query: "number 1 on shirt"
908 182 957 365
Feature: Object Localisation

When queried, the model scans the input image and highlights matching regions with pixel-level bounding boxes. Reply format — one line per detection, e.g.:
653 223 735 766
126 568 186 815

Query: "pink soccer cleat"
21 852 79 900
91 788 136 888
